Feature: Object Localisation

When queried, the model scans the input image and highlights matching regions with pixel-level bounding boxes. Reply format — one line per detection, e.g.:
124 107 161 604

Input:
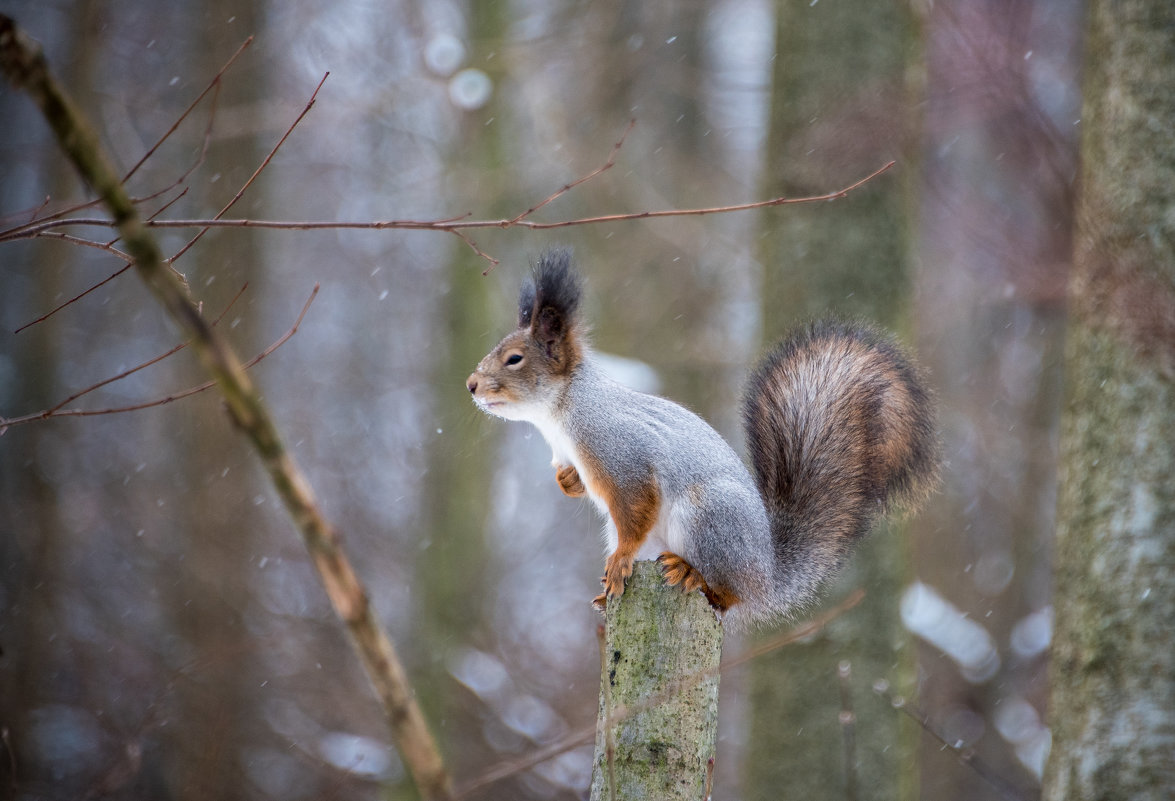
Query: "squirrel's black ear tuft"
518 248 582 330
517 249 583 365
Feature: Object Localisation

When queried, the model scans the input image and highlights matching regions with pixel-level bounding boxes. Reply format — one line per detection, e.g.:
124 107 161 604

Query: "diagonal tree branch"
0 15 452 801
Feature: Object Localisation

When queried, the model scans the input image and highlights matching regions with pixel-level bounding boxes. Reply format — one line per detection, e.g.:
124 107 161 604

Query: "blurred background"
0 0 1082 798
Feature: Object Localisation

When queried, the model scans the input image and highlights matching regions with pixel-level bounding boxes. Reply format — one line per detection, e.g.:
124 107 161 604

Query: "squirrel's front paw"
555 464 586 497
601 554 633 600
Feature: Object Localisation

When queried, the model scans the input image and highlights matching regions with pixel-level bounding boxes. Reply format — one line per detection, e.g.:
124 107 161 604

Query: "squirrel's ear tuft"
519 249 583 362
518 248 582 328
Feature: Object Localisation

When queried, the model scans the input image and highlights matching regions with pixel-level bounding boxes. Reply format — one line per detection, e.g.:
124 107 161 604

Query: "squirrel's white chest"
527 413 683 560
529 413 579 470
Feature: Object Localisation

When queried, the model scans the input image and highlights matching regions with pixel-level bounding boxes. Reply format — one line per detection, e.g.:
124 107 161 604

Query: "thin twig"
44 281 248 414
14 262 132 334
169 71 328 264
2 161 895 243
145 187 189 221
837 660 858 801
31 232 133 261
15 188 191 335
120 36 251 184
26 195 50 223
0 38 246 243
872 680 1033 801
466 118 636 273
1 285 316 431
10 42 233 333
506 119 635 225
449 227 500 274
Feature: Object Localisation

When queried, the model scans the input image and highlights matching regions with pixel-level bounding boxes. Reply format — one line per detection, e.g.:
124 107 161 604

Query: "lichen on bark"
590 562 723 801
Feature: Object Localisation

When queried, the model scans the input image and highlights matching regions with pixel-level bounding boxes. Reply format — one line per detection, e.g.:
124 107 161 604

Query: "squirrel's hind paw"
658 552 707 592
658 552 739 613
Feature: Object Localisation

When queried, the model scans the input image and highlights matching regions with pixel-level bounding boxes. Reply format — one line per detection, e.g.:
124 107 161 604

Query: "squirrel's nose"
466 374 478 394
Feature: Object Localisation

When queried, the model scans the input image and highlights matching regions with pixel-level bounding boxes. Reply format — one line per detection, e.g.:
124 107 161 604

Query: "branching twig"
0 16 452 801
1 162 896 269
169 70 327 264
506 118 635 226
13 188 192 335
7 33 241 333
45 281 249 412
120 36 252 185
0 284 320 432
0 37 246 242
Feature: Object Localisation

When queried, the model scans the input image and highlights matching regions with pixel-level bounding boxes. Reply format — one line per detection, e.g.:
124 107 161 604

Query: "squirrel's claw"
659 552 739 612
602 554 632 601
657 552 706 593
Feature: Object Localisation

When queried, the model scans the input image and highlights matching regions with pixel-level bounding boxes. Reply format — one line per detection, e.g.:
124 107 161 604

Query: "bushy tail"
742 320 939 613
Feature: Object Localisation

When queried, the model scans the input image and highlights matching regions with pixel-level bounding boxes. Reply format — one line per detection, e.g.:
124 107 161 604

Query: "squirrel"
466 249 939 625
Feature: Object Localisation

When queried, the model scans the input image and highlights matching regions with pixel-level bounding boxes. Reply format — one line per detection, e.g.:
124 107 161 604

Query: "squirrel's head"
466 249 585 421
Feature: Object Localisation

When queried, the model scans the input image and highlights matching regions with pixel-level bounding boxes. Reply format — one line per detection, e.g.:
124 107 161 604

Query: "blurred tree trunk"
1044 1 1175 798
572 0 746 429
747 1 919 799
0 4 92 794
410 1 504 788
156 2 269 795
911 1 1080 797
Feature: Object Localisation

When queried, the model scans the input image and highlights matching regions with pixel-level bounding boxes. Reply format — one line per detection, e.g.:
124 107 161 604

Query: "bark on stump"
590 561 723 801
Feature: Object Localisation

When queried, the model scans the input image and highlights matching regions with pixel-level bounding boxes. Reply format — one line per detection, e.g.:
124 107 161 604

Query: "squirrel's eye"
505 353 523 366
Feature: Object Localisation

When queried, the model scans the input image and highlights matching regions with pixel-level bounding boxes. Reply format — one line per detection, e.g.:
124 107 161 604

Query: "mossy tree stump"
590 561 724 801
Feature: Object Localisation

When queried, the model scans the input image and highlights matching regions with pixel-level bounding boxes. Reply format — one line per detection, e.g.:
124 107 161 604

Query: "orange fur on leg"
583 451 661 609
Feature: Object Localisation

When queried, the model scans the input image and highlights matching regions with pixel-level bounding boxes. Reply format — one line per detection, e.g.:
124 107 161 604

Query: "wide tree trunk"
1044 1 1175 799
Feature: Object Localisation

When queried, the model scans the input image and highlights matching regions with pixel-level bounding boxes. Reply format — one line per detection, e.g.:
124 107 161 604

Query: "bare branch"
120 36 253 184
506 118 635 225
169 71 328 264
13 188 193 335
450 227 501 274
1 162 894 254
14 262 132 334
0 283 321 431
0 38 245 242
872 681 1034 801
44 281 249 414
0 17 452 800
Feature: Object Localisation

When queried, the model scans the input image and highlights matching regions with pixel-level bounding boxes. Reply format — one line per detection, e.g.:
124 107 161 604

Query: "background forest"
0 0 1096 799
